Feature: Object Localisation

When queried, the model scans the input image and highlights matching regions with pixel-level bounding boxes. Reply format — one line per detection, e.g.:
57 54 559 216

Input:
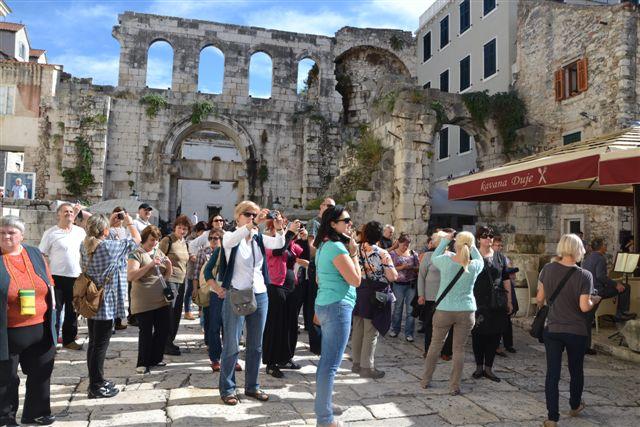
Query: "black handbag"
486 259 509 311
529 267 577 342
360 246 390 310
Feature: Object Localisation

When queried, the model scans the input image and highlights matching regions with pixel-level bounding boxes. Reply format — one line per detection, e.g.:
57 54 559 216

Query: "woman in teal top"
313 205 361 427
421 231 483 396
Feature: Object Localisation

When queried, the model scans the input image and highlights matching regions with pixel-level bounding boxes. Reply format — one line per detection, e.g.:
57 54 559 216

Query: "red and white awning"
448 126 640 206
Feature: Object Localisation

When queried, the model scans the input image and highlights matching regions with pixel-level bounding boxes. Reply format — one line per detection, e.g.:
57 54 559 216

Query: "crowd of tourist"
0 197 636 427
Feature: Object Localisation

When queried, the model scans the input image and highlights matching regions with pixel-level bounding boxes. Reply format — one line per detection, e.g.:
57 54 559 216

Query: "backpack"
73 245 111 319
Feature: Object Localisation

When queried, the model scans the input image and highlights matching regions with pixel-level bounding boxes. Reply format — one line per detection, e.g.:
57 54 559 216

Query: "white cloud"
245 9 349 36
50 53 120 86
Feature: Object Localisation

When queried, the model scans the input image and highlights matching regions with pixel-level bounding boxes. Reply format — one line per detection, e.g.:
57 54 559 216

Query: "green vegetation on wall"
191 101 216 124
61 136 95 199
140 93 169 118
462 90 526 153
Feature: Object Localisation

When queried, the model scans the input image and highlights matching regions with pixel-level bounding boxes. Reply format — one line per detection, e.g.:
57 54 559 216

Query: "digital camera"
163 286 175 302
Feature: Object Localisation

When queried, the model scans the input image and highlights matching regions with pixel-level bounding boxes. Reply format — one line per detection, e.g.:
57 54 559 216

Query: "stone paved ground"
17 319 640 426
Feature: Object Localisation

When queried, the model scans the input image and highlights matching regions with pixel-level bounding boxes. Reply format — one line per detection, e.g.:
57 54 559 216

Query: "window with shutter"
439 127 449 160
577 58 588 92
554 69 564 102
0 86 16 115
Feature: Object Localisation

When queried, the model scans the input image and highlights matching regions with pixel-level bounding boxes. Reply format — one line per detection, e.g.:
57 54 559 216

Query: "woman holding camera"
351 221 398 379
262 218 302 378
471 226 511 383
421 231 483 396
313 205 361 427
127 225 173 374
212 201 286 405
81 213 140 399
159 215 192 356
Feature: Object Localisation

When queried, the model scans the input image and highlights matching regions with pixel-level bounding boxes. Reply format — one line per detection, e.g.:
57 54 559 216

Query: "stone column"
171 37 199 92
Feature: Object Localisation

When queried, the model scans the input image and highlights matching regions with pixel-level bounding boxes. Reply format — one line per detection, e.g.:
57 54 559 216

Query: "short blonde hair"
234 200 260 220
85 214 109 238
556 233 586 262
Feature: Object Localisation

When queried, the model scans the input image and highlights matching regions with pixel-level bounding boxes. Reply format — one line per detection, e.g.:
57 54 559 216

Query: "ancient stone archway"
160 114 257 220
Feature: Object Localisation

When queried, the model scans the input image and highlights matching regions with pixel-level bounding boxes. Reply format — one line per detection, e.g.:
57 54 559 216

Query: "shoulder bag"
360 246 391 311
73 246 109 319
529 267 577 342
228 237 257 316
193 248 221 308
487 258 509 311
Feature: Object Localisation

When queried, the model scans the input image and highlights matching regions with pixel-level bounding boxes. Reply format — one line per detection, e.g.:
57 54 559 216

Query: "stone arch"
334 45 413 125
248 51 273 98
146 39 174 89
197 44 225 94
160 114 258 220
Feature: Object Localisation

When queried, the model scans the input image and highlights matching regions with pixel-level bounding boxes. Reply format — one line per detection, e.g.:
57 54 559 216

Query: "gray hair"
383 224 394 232
85 214 110 238
0 215 25 234
56 202 74 213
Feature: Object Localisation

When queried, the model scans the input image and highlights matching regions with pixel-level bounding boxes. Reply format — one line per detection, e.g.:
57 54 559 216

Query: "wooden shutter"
554 69 564 101
577 58 588 92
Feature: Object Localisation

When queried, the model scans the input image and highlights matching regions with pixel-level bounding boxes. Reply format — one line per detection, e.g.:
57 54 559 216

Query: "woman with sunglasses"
313 205 361 427
262 218 302 378
471 226 512 382
212 201 286 406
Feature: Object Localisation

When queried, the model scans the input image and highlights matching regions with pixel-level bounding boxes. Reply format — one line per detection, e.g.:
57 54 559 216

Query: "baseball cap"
138 203 153 211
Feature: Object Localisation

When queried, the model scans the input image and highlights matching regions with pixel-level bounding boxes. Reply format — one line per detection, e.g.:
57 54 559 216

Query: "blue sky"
5 0 434 96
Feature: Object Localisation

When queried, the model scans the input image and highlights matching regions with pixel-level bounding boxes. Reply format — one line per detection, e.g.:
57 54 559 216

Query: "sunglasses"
335 217 352 224
480 234 494 239
242 212 258 218
208 236 221 241
213 219 224 223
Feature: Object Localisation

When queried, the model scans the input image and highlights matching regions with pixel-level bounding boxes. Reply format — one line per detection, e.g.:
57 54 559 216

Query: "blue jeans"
219 291 268 397
206 293 224 362
544 330 587 422
184 279 194 313
314 301 353 426
391 282 415 337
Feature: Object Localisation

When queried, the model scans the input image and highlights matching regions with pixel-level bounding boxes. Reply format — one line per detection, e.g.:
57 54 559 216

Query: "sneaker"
266 365 284 378
569 401 585 417
359 368 385 379
211 361 221 372
389 331 398 338
20 415 56 425
406 336 414 343
63 341 83 351
88 385 119 399
184 312 196 320
136 366 150 374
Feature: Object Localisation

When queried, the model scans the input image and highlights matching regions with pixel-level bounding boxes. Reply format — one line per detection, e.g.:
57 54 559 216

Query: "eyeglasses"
208 236 221 241
336 217 352 224
242 212 258 218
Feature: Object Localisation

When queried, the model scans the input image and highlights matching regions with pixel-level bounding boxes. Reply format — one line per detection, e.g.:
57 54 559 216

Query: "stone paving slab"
14 319 638 426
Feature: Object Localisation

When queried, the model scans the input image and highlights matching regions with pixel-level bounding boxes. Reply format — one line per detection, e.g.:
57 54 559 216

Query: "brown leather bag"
73 246 108 319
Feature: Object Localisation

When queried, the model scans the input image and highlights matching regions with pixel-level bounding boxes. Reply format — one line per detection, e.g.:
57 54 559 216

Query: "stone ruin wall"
512 0 639 254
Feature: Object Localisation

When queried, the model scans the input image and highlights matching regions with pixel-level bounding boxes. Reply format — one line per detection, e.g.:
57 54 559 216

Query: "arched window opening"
297 58 319 97
146 40 173 89
198 46 224 94
249 52 272 98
